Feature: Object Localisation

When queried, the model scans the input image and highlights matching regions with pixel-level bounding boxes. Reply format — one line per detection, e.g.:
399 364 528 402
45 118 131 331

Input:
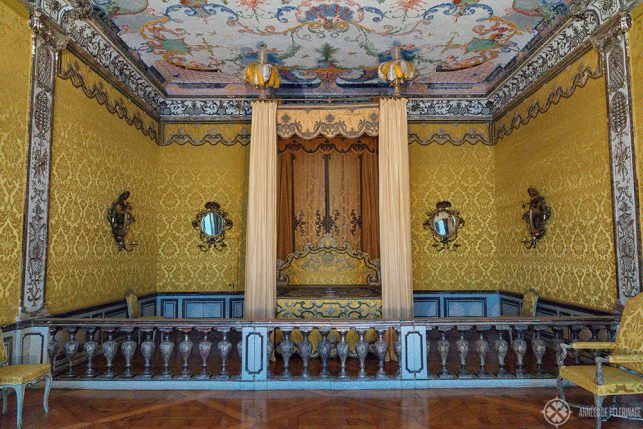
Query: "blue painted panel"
241 327 268 381
413 298 439 317
400 326 428 380
230 299 244 318
141 301 156 317
184 300 225 318
160 299 178 318
500 298 520 316
444 298 486 317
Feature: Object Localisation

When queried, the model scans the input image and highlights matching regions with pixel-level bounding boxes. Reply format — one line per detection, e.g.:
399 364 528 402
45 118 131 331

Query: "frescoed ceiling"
91 0 571 97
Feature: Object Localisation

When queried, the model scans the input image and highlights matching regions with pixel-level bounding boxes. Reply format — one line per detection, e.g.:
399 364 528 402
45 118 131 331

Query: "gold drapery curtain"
277 136 379 261
276 104 379 139
244 100 278 320
379 98 413 319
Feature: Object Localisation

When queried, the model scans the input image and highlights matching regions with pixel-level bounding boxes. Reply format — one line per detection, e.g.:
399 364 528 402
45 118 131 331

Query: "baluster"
47 328 59 372
532 328 547 377
278 329 294 379
83 328 99 378
437 327 452 379
318 328 331 378
101 329 118 378
298 329 313 378
494 328 509 377
374 329 388 379
63 328 79 378
356 329 369 379
267 332 274 362
337 330 349 379
217 328 232 379
512 327 528 378
156 329 174 380
475 327 491 378
120 329 137 378
426 328 432 378
551 326 564 368
196 329 213 380
456 327 471 378
137 329 156 379
177 329 193 379
394 330 402 377
589 325 603 359
571 325 583 365
236 340 243 362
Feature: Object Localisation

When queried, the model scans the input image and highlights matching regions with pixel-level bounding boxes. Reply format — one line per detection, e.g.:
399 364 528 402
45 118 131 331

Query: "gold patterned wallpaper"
46 52 159 315
409 123 497 291
632 5 643 254
494 49 617 312
156 141 248 292
0 0 30 324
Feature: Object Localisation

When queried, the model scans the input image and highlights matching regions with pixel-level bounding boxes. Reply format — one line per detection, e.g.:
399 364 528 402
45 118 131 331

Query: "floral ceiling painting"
92 0 571 97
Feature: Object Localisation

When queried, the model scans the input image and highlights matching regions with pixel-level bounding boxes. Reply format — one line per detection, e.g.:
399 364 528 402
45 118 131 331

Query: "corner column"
20 12 68 318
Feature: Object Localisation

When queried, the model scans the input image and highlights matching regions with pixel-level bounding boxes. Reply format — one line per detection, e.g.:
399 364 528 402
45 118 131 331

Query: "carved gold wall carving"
409 123 498 291
276 105 379 139
45 72 159 315
494 49 617 312
0 0 31 324
162 122 250 146
58 51 159 143
156 144 248 293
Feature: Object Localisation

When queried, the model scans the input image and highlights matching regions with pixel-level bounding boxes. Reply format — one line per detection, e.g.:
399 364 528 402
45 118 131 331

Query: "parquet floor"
1 387 640 428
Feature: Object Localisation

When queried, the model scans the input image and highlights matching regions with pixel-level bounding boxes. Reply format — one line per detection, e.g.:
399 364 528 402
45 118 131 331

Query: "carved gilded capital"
29 11 69 51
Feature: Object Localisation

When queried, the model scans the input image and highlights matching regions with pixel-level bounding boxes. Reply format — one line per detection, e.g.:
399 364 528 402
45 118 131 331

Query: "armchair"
557 293 643 429
0 329 52 429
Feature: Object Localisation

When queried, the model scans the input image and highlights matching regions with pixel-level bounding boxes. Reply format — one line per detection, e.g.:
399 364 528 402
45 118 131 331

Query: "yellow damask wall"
409 123 498 291
0 0 30 324
494 49 617 311
156 125 249 292
46 51 159 314
631 5 643 252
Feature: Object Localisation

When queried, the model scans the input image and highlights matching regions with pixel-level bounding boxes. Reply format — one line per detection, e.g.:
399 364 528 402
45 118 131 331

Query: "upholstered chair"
520 288 539 317
557 293 643 429
0 329 52 429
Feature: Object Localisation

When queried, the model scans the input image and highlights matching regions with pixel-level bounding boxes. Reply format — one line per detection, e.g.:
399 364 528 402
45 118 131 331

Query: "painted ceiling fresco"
92 0 571 97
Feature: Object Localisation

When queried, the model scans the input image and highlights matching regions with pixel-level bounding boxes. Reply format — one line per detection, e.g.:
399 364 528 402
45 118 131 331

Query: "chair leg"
13 385 25 429
43 374 52 413
2 388 7 414
556 376 566 401
594 395 604 429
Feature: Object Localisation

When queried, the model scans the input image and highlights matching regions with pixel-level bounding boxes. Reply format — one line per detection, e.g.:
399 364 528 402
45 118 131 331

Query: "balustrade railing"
44 316 619 384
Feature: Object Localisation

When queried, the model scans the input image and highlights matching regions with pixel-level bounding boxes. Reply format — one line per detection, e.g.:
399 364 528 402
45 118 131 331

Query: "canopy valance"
276 104 379 139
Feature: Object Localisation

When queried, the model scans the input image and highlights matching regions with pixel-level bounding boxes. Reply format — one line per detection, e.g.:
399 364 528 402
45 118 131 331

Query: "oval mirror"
200 211 225 237
423 201 464 251
432 211 457 238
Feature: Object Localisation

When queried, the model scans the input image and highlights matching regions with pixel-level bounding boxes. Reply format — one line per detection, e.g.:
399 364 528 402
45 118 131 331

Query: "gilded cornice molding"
408 129 490 146
493 51 604 143
58 56 159 143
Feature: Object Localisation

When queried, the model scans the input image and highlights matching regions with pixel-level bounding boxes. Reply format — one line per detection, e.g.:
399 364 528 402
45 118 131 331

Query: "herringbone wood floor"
1 387 640 428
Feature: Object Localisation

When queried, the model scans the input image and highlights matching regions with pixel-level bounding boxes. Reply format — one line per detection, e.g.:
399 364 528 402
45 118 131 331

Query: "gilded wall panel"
156 144 248 292
0 0 30 323
494 54 616 311
162 122 250 146
409 124 498 291
46 73 159 314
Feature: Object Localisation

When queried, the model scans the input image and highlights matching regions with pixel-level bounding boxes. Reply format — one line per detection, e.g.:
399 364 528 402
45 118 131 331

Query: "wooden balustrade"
43 316 619 385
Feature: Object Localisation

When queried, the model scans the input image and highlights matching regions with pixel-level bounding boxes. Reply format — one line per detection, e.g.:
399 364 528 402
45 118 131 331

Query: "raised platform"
276 286 382 319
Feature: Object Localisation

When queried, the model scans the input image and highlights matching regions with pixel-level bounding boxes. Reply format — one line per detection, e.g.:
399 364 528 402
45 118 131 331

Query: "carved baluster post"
101 329 118 378
156 329 174 380
531 327 547 377
299 329 313 378
374 329 388 379
176 329 193 379
63 328 79 378
355 329 369 379
236 339 243 363
456 327 471 378
512 327 528 378
394 330 402 377
475 327 491 378
571 325 583 365
217 328 232 379
120 329 137 378
267 331 274 362
83 328 99 378
47 328 59 372
138 328 156 379
437 327 453 379
494 328 509 378
551 326 564 368
589 325 603 359
337 330 349 379
318 328 331 378
278 329 294 379
195 329 213 380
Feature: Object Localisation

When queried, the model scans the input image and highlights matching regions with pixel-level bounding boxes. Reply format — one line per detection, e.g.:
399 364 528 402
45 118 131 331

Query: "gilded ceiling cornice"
18 0 639 123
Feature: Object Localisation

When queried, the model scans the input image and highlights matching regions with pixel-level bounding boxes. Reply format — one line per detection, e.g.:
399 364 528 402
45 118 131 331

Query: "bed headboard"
277 234 380 288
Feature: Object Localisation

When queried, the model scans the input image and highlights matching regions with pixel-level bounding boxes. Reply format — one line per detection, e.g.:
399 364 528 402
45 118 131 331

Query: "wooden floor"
1 387 640 428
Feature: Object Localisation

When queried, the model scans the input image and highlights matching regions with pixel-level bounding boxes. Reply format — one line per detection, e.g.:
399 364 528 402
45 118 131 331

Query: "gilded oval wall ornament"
521 188 551 249
423 201 465 251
